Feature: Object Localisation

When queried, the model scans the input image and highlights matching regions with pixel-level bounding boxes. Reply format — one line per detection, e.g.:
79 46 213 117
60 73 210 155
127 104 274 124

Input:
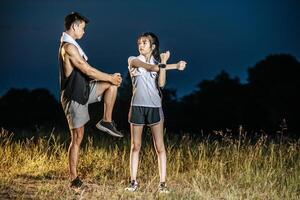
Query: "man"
58 12 123 188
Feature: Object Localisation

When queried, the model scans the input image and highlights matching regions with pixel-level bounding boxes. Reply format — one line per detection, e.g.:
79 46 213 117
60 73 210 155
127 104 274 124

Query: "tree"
180 70 245 131
247 54 300 131
0 88 65 130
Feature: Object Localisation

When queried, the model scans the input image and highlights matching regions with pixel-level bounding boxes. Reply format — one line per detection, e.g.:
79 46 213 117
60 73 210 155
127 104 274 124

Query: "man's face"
74 21 86 39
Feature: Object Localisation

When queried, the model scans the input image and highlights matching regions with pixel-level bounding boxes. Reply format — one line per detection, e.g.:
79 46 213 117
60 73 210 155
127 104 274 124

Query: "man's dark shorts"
129 106 164 126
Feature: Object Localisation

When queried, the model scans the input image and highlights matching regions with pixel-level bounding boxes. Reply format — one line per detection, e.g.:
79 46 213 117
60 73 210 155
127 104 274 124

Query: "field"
0 128 299 200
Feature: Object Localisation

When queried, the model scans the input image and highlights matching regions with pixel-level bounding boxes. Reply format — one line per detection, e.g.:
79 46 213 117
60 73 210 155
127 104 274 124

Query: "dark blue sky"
1 0 300 99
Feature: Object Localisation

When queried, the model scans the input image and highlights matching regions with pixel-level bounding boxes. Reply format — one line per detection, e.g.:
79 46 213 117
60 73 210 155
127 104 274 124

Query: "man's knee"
96 82 117 96
108 84 118 91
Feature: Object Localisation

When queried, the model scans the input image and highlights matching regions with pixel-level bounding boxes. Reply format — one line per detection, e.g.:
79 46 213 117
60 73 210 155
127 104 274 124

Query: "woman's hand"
177 61 187 71
160 51 170 64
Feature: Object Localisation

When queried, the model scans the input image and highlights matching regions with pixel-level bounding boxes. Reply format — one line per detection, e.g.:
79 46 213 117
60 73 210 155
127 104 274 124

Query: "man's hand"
160 51 170 64
111 73 122 86
177 61 187 71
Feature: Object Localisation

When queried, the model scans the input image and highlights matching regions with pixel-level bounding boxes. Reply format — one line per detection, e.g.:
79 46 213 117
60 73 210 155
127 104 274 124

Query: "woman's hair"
137 32 161 62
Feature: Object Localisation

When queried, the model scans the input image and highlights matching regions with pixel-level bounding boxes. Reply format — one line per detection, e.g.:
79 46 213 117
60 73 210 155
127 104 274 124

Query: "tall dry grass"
0 128 299 199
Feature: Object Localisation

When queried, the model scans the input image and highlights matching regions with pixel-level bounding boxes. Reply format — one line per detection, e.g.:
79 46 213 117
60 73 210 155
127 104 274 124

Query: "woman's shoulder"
128 55 144 62
127 55 136 65
128 55 146 68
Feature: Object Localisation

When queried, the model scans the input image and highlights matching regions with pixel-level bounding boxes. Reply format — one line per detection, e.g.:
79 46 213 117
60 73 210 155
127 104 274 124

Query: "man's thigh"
95 81 112 97
63 100 90 129
88 81 111 104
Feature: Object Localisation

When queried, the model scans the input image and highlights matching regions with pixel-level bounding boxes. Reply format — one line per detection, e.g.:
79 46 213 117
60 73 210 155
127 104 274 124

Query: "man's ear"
71 23 77 31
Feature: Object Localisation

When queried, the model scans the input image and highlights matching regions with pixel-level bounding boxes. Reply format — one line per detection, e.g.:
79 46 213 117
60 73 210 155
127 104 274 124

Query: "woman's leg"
151 121 166 183
130 124 144 181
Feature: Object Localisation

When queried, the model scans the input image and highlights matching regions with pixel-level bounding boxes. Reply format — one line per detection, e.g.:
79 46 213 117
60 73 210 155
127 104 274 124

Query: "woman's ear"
151 44 156 50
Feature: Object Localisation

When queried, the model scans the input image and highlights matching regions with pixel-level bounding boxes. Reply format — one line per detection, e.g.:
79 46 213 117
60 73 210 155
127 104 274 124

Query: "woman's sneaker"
70 176 83 189
158 182 170 194
125 180 139 192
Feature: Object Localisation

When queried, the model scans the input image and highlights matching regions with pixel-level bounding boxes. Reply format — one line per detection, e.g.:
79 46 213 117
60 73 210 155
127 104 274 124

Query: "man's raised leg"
103 84 118 122
95 82 123 137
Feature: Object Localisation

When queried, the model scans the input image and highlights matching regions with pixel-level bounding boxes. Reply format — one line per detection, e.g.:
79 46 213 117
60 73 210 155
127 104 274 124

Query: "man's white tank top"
128 55 162 108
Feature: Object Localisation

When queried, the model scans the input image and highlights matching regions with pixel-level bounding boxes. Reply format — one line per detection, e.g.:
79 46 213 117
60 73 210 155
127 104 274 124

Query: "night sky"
1 0 300 99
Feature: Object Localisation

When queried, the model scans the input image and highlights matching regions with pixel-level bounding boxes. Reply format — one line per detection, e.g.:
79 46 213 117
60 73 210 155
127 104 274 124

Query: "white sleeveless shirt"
128 55 162 107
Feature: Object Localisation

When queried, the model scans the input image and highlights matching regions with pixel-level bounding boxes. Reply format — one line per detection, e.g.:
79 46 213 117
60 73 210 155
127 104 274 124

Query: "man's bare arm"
64 44 121 85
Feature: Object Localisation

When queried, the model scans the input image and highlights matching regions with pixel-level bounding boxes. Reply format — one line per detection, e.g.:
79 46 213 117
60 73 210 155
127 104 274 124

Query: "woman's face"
138 36 153 56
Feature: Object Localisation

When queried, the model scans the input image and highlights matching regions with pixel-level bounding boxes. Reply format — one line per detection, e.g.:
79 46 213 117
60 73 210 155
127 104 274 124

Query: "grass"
0 128 299 199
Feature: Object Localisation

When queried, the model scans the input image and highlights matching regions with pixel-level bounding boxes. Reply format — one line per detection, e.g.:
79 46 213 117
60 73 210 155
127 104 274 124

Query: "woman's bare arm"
129 58 160 72
157 51 187 87
129 57 186 72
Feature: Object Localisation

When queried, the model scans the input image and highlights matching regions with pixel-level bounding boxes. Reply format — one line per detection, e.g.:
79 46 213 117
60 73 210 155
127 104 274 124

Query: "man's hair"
64 12 89 30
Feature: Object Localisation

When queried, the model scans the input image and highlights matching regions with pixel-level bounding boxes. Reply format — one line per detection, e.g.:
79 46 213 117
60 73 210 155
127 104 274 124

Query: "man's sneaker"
158 182 170 194
96 120 123 137
125 180 139 192
70 176 83 189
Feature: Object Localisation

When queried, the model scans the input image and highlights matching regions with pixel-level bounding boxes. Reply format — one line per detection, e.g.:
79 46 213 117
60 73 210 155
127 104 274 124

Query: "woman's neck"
142 53 152 62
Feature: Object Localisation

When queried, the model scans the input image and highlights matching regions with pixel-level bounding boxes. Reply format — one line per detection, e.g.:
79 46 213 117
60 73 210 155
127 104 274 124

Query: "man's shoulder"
60 43 77 63
62 43 76 50
62 43 79 55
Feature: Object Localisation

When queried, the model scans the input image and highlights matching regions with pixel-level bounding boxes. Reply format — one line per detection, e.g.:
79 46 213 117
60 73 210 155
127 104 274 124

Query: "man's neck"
65 30 76 40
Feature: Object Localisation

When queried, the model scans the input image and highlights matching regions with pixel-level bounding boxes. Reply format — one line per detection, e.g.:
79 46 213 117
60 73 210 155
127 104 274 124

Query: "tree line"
1 54 299 136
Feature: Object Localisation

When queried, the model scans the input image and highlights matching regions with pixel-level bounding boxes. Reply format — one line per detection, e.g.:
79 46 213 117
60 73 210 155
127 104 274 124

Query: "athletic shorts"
128 106 164 126
61 81 101 129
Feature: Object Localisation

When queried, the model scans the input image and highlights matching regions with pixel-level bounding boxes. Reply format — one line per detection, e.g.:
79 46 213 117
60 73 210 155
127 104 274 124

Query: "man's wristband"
158 63 166 69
